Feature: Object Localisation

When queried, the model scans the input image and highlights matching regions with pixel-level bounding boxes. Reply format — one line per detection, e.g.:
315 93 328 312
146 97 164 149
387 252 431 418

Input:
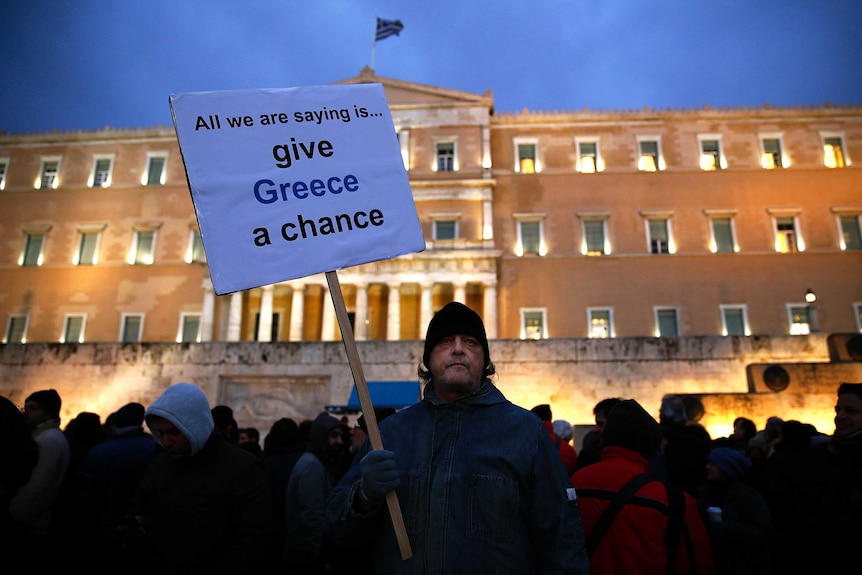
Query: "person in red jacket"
531 404 578 474
570 399 715 575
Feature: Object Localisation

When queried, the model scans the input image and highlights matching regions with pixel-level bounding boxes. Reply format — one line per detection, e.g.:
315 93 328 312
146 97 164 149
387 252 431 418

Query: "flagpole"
370 19 377 69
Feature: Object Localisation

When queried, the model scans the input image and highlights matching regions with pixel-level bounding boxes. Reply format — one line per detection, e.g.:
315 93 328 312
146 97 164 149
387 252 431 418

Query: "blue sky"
2 1 860 134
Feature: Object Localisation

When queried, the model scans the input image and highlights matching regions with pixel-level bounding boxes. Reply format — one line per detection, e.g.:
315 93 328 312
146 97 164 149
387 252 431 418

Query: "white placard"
170 84 425 295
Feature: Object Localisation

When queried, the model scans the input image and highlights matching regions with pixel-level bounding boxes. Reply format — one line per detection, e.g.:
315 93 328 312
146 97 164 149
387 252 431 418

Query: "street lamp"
805 289 819 333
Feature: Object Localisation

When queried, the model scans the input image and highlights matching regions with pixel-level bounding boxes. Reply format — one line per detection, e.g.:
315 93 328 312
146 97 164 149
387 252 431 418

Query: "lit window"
75 230 102 265
855 303 862 333
0 158 9 190
38 157 61 189
588 308 614 338
521 308 547 339
638 138 663 171
647 218 672 254
787 305 812 335
699 136 724 170
760 136 785 169
20 231 47 267
515 215 545 256
514 139 539 173
186 229 206 263
178 313 201 343
90 155 114 187
576 138 602 173
143 153 167 185
130 229 157 265
435 141 456 172
655 308 680 337
120 314 144 342
839 215 862 251
773 216 801 253
720 306 749 336
4 315 28 343
822 135 847 168
62 314 86 343
397 130 410 170
709 216 737 253
581 219 609 255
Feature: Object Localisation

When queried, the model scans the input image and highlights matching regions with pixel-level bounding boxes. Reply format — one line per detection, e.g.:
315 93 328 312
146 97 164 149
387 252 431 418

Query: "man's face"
327 426 345 456
150 416 192 459
594 412 608 435
350 426 368 452
834 393 862 438
23 400 52 429
429 334 484 403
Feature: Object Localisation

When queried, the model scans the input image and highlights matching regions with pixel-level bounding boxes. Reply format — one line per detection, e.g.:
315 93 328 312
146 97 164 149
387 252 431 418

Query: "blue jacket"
326 379 589 574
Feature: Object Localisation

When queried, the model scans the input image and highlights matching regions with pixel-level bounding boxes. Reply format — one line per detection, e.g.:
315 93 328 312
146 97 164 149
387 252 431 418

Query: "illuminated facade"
2 67 861 345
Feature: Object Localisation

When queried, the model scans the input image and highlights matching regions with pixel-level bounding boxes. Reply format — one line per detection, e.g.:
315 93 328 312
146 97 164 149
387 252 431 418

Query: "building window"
821 134 847 168
787 305 813 335
75 229 102 265
760 136 786 169
515 215 545 256
397 130 410 170
576 138 602 173
698 136 725 170
62 314 86 343
178 313 201 343
838 215 862 251
720 305 749 336
581 218 609 256
4 315 28 343
655 308 680 337
588 308 614 338
514 139 539 174
38 157 61 189
637 138 663 171
20 231 47 267
521 308 547 339
0 158 9 190
129 228 157 265
434 141 456 172
120 314 144 342
646 218 673 254
773 215 802 253
89 155 114 187
433 220 457 240
143 153 167 185
709 216 737 253
186 229 206 263
855 303 862 333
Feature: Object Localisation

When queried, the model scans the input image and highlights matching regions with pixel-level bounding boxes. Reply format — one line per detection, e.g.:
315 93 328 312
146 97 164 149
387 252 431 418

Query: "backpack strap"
663 482 697 575
585 474 653 556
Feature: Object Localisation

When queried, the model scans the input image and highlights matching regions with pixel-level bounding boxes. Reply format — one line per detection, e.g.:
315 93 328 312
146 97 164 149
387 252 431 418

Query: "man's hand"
359 449 400 506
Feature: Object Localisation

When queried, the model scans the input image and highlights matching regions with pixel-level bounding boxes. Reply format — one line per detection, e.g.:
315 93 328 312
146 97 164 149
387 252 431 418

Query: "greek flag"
375 18 404 41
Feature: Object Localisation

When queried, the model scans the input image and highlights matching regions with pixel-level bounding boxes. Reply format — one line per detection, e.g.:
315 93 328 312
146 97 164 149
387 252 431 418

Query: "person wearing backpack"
571 399 715 574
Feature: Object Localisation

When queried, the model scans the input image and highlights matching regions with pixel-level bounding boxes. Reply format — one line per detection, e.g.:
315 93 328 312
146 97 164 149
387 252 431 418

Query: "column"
200 279 215 342
321 285 336 341
257 285 274 342
289 284 305 341
454 282 467 304
386 282 401 341
354 283 369 341
226 291 243 341
420 282 433 334
483 282 498 339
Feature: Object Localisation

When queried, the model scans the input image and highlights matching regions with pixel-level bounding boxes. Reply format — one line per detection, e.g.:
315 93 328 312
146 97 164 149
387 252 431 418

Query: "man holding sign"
326 302 590 573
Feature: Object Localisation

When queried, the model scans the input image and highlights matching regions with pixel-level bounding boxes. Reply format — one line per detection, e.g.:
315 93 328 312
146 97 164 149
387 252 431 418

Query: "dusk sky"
2 1 861 134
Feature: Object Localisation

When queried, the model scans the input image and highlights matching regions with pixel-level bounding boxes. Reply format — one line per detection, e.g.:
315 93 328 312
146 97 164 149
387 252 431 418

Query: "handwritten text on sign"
170 84 425 295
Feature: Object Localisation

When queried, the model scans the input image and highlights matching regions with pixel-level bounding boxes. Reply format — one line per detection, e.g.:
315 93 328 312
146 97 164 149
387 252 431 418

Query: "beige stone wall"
3 333 858 443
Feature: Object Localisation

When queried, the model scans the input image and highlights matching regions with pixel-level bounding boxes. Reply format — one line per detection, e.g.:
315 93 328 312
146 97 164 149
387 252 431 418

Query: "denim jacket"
326 379 589 574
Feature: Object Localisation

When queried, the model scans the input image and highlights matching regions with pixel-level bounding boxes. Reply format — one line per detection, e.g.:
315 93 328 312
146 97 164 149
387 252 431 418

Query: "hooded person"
532 404 579 474
123 383 272 575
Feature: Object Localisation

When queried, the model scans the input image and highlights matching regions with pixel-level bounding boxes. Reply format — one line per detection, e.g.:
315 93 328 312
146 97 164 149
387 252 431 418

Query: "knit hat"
26 389 62 419
423 302 490 369
708 447 752 479
531 404 553 422
602 399 662 460
553 420 574 442
145 383 215 456
113 402 146 428
356 407 397 433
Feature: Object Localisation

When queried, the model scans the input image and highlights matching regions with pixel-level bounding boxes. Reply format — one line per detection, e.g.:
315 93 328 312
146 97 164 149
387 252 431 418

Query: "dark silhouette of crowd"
2 345 859 574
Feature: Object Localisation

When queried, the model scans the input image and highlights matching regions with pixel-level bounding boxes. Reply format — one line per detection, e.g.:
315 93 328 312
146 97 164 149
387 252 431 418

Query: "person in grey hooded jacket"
122 382 272 575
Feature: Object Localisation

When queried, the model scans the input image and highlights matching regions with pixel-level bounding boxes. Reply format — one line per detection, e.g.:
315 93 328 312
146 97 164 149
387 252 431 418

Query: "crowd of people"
2 301 860 574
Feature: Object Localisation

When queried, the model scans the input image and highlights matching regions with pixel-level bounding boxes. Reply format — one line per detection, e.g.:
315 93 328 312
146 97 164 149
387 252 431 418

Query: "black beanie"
423 302 490 368
26 389 62 419
531 404 553 422
602 399 662 460
113 402 146 428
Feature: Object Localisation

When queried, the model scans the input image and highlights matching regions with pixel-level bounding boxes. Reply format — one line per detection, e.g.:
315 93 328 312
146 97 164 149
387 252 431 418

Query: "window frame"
514 213 546 256
397 130 410 171
37 155 62 189
641 212 675 254
143 152 168 186
4 315 28 343
786 303 812 335
854 303 862 333
186 228 207 263
759 133 788 169
705 211 738 253
835 212 862 251
820 131 849 168
720 305 750 336
636 136 664 172
61 314 87 343
120 313 145 342
575 137 603 173
579 214 610 256
128 226 160 265
433 140 457 173
0 157 9 190
177 312 202 343
587 307 614 338
770 212 804 253
697 134 726 170
89 154 115 187
654 307 681 337
74 225 105 266
513 137 540 174
20 231 47 267
520 308 548 340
